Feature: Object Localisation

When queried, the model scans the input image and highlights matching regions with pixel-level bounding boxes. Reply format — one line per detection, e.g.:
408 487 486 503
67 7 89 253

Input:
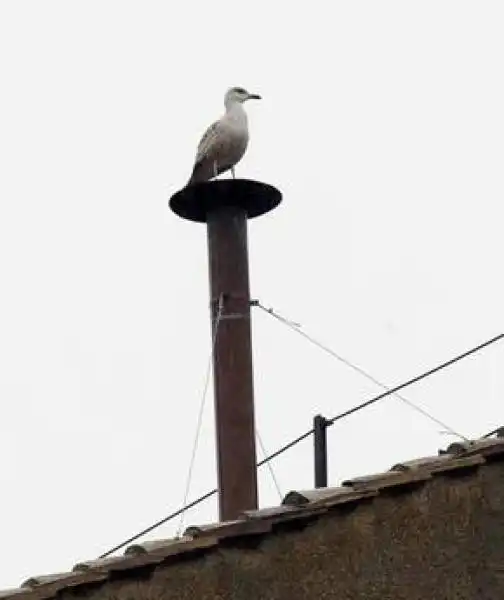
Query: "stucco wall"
61 462 504 600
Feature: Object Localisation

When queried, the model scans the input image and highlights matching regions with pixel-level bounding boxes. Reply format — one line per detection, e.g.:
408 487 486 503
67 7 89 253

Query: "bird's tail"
187 161 207 187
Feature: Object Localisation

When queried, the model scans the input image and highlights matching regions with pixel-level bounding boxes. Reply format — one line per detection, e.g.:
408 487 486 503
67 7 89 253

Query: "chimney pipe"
170 179 282 521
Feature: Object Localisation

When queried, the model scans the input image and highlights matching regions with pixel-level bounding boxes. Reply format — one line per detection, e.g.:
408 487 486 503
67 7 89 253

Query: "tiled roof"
2 429 503 600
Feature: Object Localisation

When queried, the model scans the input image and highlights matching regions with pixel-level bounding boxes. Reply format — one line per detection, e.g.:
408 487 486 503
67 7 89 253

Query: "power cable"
482 426 503 439
326 332 503 426
100 330 504 557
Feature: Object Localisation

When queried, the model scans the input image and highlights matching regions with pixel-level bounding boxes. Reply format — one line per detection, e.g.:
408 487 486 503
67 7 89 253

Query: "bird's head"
224 87 261 109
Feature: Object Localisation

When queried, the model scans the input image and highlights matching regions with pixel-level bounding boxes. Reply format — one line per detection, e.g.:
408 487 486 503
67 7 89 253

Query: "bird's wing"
194 118 224 165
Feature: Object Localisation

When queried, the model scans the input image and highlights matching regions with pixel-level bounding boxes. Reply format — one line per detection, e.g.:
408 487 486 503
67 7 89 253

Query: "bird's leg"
231 166 236 179
213 160 218 178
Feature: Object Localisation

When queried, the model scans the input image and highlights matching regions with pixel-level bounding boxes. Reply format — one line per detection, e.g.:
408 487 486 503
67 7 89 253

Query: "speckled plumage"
187 87 260 186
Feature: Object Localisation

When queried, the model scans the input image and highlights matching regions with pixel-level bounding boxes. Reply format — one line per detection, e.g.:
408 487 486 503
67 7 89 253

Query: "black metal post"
314 414 328 488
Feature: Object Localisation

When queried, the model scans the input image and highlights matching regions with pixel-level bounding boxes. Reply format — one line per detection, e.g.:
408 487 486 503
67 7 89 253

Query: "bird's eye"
234 87 247 95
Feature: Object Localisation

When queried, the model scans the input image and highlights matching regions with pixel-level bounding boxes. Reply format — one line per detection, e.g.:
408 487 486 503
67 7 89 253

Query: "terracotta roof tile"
0 590 26 599
184 517 273 540
91 554 164 573
444 437 504 458
392 453 484 474
1 430 503 600
125 535 217 558
182 520 242 537
342 468 431 492
390 453 453 471
72 555 134 573
241 505 299 519
125 536 191 555
21 575 70 588
20 572 107 598
72 554 164 573
282 486 376 508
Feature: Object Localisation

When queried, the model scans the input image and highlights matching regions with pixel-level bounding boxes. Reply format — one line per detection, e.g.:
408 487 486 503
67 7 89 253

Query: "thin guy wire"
256 429 283 502
254 301 469 442
176 295 224 537
326 333 504 426
100 330 504 558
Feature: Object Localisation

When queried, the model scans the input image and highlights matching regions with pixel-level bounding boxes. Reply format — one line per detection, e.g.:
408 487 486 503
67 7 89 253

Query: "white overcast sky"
1 0 504 589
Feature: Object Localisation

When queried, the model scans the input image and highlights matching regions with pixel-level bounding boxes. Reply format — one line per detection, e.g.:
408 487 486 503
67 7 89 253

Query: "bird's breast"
217 120 249 163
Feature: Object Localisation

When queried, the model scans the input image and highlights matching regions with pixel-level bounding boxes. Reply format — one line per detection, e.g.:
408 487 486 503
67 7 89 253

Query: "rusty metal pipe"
207 205 258 521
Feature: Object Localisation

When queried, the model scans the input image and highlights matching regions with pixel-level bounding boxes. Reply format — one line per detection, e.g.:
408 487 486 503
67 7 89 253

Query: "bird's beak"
247 93 261 100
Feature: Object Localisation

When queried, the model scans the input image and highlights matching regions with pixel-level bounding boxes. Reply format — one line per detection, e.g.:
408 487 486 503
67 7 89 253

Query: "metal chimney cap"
169 179 282 223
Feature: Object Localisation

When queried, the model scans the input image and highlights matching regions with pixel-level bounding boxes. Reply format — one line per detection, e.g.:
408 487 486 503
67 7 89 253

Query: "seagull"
187 87 261 186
